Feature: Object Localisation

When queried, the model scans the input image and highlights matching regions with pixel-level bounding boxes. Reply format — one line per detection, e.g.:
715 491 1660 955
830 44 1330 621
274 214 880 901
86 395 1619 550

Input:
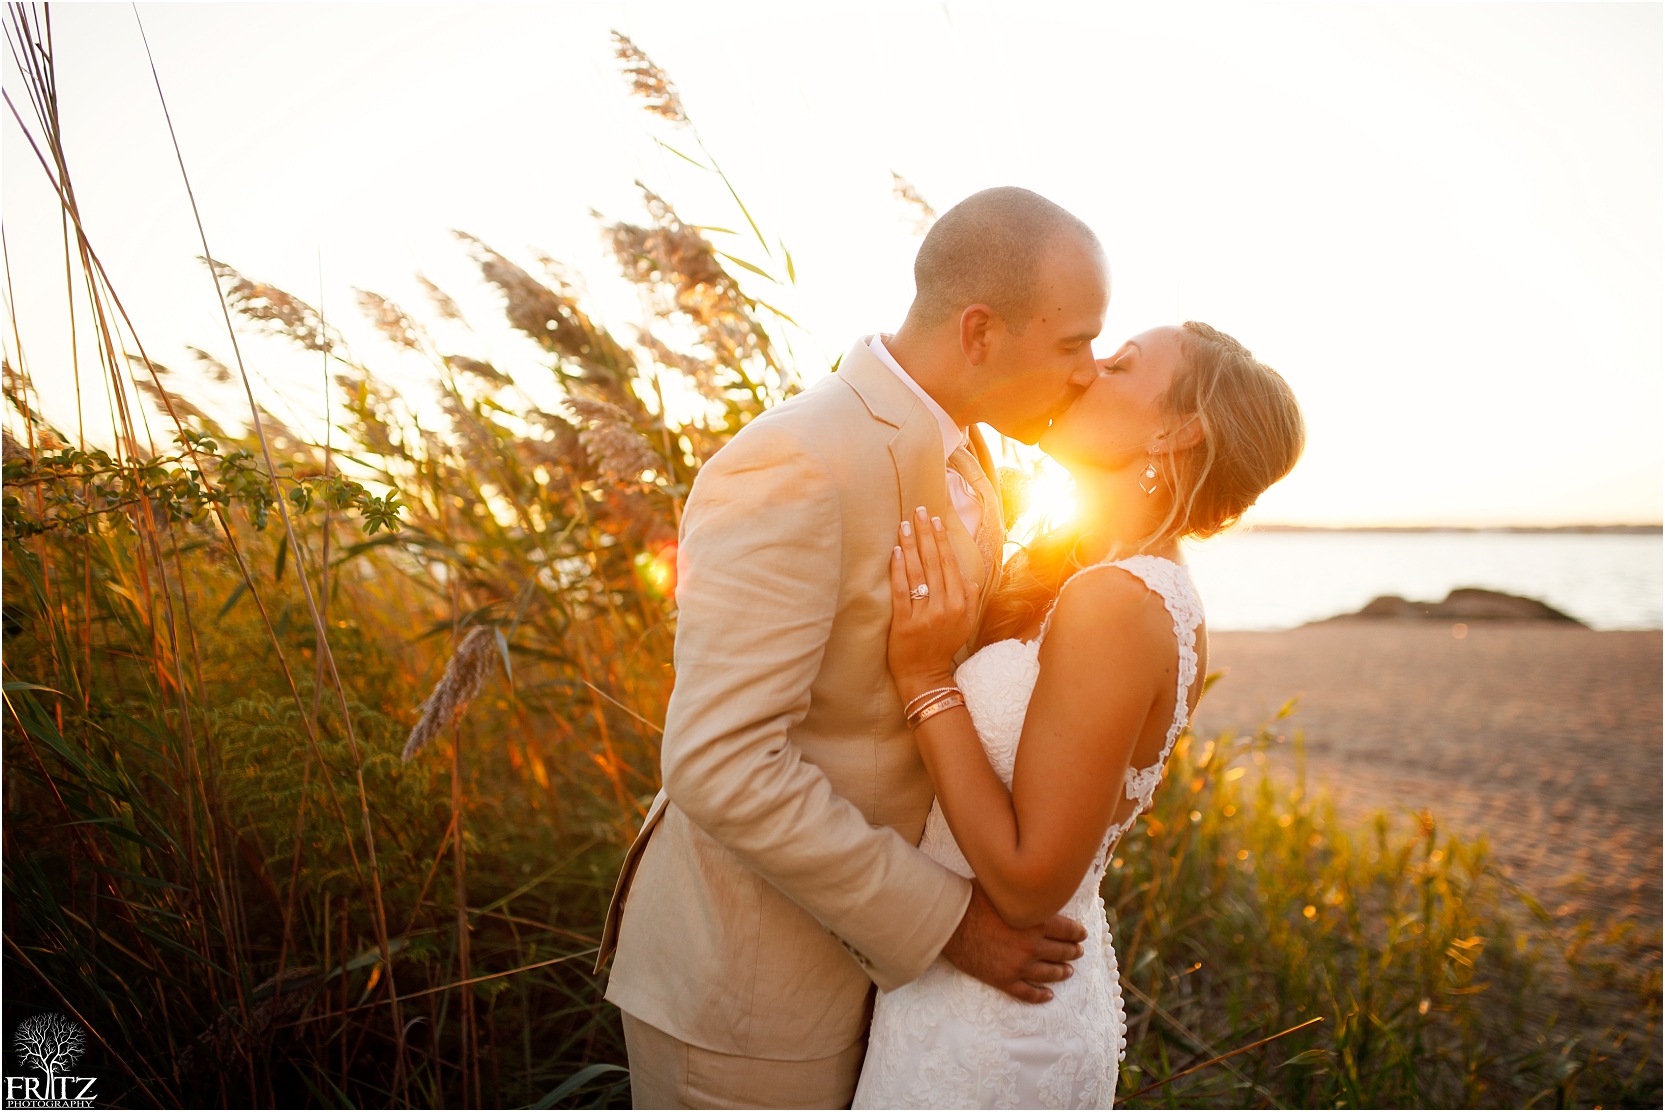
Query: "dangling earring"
1137 457 1159 496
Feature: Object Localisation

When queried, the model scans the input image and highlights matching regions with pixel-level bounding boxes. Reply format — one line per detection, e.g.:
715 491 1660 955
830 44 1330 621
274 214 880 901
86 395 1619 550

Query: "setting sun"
1002 453 1077 546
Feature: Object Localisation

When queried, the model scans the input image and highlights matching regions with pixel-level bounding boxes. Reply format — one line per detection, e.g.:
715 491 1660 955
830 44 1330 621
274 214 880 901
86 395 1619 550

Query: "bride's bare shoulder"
1043 564 1176 654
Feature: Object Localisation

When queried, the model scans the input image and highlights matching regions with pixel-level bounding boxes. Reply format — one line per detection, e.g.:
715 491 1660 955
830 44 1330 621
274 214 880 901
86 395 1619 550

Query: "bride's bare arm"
889 509 1172 928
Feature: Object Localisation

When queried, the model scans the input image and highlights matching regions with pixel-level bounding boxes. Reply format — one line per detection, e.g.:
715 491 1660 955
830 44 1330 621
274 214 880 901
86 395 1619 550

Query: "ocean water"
1182 531 1662 631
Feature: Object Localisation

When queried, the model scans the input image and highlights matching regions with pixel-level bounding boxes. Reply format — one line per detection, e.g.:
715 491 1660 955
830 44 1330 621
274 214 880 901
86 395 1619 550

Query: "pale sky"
4 2 1661 527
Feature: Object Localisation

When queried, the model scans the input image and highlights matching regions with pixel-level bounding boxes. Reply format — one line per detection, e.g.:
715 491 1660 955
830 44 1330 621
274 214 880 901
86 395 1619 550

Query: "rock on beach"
1342 586 1583 624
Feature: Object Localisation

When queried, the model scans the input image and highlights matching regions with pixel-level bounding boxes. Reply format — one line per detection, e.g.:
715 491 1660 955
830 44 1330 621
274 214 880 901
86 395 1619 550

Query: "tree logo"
5 1013 96 1109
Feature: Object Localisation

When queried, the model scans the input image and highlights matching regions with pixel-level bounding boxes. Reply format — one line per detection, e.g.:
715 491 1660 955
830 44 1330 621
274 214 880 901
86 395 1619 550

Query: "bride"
853 321 1305 1109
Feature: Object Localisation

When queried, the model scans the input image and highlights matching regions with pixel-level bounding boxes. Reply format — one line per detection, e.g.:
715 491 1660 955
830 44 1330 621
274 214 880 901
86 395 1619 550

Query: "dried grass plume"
892 172 938 235
454 232 634 382
416 272 466 324
207 258 338 353
355 289 422 351
402 626 502 762
562 394 661 483
446 355 512 387
612 32 688 125
186 346 233 383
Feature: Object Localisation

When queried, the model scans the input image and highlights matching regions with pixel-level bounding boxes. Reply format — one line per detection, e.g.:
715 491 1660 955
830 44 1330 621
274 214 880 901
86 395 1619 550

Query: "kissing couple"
595 187 1306 1108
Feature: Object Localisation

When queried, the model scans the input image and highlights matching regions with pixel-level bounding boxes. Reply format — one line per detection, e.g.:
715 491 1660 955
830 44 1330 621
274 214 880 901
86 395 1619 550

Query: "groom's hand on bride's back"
939 881 1087 1004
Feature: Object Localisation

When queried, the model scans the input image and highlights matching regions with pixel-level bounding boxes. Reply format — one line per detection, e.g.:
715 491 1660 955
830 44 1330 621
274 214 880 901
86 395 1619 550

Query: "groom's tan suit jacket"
599 338 1001 1062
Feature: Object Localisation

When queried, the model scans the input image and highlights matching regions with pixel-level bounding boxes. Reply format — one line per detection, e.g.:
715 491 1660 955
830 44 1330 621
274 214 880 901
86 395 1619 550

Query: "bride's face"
1038 325 1186 472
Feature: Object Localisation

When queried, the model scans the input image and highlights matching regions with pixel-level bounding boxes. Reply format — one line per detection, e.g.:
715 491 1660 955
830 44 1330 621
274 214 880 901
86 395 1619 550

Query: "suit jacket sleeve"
660 422 971 991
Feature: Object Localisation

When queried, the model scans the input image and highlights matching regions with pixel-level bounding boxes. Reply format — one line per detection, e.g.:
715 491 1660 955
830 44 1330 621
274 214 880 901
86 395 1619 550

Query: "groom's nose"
1048 378 1091 422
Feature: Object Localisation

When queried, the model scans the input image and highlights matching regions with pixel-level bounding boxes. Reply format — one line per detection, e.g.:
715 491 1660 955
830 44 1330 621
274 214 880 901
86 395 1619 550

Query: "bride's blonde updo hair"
977 321 1306 648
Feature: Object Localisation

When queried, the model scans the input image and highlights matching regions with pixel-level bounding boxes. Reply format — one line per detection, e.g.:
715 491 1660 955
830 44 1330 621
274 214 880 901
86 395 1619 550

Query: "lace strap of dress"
1107 556 1201 807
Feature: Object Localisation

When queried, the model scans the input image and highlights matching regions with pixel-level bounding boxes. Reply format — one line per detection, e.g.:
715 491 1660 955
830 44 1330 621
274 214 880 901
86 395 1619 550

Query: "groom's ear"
958 304 999 367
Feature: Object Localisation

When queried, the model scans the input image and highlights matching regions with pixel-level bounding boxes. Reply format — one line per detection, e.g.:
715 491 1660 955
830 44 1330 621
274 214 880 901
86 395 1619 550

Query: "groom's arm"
659 422 971 992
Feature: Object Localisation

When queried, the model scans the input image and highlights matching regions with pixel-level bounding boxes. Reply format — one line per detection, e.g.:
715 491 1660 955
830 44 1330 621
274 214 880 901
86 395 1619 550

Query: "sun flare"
1008 457 1078 544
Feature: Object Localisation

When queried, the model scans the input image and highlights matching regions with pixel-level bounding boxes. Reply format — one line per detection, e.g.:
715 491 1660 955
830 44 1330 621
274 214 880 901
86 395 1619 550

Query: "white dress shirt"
868 334 985 540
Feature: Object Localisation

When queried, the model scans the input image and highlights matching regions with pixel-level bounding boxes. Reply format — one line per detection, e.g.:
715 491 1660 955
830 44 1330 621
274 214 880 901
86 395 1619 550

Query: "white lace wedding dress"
854 555 1202 1110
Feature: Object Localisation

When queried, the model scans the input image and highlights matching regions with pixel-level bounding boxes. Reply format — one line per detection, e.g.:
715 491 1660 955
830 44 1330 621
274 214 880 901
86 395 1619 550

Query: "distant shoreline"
1243 524 1662 535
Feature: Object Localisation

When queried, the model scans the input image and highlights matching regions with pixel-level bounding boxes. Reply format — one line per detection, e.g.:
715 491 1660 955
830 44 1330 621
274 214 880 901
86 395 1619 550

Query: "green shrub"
1110 712 1661 1108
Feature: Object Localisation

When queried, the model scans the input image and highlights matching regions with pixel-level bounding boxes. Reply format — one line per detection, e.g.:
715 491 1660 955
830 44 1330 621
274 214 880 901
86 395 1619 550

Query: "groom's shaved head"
906 187 1102 334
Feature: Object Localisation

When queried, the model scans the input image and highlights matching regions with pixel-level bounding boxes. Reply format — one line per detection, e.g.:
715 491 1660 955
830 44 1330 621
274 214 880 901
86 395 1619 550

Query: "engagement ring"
910 584 930 600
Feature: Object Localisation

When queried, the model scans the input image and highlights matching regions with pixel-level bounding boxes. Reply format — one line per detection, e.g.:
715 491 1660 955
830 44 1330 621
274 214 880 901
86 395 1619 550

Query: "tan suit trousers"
622 1011 864 1110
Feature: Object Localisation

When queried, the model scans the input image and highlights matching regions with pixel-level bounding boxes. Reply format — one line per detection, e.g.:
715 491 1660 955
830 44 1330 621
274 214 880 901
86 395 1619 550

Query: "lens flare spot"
634 543 678 598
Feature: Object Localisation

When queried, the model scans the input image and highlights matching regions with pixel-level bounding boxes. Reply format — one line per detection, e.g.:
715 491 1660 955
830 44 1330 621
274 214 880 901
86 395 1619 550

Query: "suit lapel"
840 340 987 654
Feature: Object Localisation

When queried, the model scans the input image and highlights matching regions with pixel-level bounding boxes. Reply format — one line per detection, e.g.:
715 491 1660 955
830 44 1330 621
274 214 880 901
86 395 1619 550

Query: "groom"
597 187 1111 1108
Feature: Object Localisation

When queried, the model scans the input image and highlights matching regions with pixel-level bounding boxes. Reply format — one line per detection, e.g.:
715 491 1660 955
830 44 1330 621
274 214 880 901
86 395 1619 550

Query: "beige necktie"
948 445 1003 589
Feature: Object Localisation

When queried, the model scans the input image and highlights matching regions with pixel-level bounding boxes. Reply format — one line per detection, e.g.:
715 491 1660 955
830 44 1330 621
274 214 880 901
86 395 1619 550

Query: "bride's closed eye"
1097 346 1134 373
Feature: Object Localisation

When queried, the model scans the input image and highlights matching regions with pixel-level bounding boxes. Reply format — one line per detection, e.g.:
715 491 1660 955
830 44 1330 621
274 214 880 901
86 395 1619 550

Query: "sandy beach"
1193 619 1663 924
